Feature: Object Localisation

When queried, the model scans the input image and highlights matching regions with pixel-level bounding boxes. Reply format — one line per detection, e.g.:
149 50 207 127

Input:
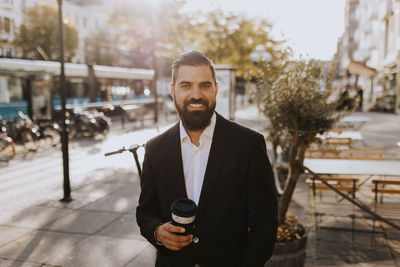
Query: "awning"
347 60 377 77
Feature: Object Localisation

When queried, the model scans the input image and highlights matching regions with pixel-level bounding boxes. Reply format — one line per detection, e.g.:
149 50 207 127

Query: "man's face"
171 65 218 131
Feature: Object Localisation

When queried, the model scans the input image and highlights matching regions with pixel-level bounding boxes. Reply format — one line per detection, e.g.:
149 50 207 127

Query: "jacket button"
193 237 199 244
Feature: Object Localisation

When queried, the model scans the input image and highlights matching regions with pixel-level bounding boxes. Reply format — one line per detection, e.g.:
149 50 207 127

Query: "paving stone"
0 258 56 267
0 230 86 265
50 235 148 267
0 226 34 248
336 261 398 266
125 244 156 267
0 206 73 229
38 193 100 210
82 195 137 213
110 183 141 199
75 182 127 196
41 210 121 234
98 213 143 240
102 170 139 184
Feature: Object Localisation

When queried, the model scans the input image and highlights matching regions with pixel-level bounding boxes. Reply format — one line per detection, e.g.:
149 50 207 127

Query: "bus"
0 58 155 120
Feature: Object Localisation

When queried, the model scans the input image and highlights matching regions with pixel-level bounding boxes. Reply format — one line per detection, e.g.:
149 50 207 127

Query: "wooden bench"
305 149 384 160
310 137 352 150
325 137 352 146
307 176 362 241
370 180 400 221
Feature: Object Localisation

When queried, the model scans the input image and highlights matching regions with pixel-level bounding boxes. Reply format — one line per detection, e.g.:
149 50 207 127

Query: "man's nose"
191 85 202 99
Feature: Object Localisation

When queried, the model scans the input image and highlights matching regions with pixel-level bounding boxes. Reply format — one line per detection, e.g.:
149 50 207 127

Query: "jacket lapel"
167 122 188 199
197 113 229 215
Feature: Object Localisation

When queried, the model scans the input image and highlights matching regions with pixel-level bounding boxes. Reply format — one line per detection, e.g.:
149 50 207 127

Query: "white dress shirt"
179 113 216 205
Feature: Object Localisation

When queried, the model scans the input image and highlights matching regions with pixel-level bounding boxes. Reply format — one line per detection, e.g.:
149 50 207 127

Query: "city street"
0 118 177 218
1 107 400 266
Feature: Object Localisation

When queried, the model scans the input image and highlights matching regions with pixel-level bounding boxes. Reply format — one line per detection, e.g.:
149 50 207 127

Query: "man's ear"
170 83 174 99
215 82 219 95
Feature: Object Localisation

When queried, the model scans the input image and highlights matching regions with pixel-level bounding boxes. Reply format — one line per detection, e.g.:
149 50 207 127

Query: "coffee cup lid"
171 198 197 217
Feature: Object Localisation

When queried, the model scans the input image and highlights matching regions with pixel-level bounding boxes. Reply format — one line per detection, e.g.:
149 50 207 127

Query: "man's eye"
181 84 190 89
201 84 211 88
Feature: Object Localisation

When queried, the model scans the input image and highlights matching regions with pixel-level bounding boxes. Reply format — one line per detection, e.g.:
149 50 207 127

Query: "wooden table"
304 158 400 176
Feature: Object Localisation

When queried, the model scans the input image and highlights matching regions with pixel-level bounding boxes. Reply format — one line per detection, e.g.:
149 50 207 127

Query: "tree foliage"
255 59 342 225
109 3 284 80
85 28 120 66
109 0 193 65
13 4 78 61
192 10 286 79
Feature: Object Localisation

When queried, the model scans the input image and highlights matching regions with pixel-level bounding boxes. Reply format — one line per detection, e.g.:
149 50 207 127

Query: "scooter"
104 144 144 177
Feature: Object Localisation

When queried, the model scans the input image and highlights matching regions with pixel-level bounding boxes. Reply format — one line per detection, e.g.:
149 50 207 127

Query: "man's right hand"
155 222 193 251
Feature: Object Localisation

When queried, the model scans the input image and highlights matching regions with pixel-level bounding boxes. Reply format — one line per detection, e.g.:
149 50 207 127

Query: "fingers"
165 224 186 234
163 235 193 251
156 222 193 251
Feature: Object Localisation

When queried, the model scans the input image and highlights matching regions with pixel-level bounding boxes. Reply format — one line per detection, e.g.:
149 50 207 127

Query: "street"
1 107 400 266
0 118 176 225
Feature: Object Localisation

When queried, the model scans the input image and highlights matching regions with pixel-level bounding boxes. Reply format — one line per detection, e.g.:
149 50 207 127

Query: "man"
136 51 277 267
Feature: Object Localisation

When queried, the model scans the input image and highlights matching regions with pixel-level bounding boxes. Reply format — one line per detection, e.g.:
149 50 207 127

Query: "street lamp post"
57 0 72 202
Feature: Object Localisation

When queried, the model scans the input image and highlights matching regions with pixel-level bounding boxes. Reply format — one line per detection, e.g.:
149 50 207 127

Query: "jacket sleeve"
240 134 278 266
136 141 164 248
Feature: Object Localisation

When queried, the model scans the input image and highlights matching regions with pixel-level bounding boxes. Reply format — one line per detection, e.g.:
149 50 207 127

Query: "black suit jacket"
136 113 278 267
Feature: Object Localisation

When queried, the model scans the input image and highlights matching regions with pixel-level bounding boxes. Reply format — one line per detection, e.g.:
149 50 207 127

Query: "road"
0 118 177 224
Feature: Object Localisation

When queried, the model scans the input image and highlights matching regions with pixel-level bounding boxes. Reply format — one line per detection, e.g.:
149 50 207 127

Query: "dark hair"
171 50 216 85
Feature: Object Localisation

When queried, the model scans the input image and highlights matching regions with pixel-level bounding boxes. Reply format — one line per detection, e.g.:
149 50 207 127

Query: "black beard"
175 98 215 131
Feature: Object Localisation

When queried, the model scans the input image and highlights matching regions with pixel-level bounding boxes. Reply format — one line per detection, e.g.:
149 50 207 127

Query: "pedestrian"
136 50 278 267
357 86 363 111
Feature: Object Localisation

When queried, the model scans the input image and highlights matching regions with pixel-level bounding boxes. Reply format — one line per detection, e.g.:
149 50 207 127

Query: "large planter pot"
264 234 307 267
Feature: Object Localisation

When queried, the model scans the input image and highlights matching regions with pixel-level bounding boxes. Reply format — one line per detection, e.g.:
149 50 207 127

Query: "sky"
181 0 346 61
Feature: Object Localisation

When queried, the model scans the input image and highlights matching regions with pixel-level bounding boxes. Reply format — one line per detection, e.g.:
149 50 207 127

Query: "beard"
175 97 216 131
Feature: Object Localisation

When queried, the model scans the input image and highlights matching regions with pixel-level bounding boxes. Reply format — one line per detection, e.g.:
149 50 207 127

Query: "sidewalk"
0 168 156 267
0 107 400 266
293 111 400 266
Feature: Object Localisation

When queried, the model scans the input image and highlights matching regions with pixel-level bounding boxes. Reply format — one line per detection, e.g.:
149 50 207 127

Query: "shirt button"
193 237 199 244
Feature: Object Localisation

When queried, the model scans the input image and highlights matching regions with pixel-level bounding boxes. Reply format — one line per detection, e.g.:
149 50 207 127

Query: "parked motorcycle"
36 119 61 146
66 109 111 138
0 129 15 162
3 112 40 151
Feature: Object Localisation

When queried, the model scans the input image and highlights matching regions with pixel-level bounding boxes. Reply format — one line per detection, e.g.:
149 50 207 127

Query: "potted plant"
253 59 345 266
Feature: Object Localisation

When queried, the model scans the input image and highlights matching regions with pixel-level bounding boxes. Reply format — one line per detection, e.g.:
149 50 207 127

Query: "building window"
384 18 389 57
5 47 12 57
4 18 10 33
83 17 87 28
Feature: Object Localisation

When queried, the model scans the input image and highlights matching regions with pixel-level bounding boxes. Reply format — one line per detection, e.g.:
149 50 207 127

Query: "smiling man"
136 50 278 267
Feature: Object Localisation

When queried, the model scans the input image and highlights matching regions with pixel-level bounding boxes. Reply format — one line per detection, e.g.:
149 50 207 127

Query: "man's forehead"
175 65 213 82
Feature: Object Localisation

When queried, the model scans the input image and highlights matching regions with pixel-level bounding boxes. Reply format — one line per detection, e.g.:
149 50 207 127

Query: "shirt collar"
180 112 217 143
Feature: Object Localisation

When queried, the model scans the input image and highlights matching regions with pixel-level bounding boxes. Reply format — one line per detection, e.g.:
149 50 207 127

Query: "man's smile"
187 103 206 110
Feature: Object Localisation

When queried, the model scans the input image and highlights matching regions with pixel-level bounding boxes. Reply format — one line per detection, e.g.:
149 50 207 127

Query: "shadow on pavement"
0 168 155 267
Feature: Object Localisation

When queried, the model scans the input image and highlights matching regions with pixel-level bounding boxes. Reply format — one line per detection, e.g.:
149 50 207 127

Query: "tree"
109 0 194 68
13 4 78 61
85 29 120 66
192 10 286 79
255 59 342 225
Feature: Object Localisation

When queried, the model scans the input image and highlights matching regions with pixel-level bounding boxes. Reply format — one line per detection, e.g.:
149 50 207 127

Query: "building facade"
338 0 400 113
0 0 24 58
0 0 113 63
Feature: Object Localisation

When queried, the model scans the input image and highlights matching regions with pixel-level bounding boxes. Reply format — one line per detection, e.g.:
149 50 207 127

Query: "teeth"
189 104 203 108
